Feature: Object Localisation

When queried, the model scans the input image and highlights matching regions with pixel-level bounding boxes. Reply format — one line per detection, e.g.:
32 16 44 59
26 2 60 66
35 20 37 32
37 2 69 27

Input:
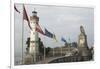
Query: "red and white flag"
23 5 32 30
36 23 45 35
23 5 45 35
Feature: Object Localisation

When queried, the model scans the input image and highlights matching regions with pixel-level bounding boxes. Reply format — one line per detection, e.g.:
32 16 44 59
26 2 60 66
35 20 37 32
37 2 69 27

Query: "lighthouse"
29 10 39 63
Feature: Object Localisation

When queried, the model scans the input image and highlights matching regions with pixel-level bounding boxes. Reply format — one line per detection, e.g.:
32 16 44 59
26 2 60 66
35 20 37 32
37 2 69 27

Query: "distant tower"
29 10 39 63
78 26 90 56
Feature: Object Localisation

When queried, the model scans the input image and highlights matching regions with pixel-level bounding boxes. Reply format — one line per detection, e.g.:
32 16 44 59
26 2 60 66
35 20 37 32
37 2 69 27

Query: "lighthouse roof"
32 11 37 14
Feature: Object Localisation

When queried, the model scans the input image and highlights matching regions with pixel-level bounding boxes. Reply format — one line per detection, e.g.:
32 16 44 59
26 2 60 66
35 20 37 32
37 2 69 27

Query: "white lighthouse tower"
29 10 39 63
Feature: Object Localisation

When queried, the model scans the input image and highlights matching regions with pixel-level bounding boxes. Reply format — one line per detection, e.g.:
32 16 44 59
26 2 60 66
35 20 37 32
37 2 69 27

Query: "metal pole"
34 24 37 63
43 36 46 63
61 47 62 56
44 47 45 63
34 47 36 63
53 48 54 57
22 6 24 64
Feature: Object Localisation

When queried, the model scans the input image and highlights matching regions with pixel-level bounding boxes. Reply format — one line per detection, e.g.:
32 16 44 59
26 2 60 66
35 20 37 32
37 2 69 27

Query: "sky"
14 4 94 64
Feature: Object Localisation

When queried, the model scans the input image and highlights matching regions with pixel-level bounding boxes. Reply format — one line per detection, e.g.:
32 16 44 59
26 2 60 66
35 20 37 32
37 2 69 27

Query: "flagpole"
44 36 47 63
44 35 46 63
52 32 56 57
44 45 45 63
68 37 71 52
53 47 54 57
61 46 62 56
22 5 24 65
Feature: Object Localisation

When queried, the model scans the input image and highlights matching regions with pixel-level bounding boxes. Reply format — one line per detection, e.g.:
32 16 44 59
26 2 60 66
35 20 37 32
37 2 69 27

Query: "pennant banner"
23 5 32 30
44 28 58 42
45 28 54 38
61 37 66 43
53 34 58 42
14 5 20 13
36 23 45 35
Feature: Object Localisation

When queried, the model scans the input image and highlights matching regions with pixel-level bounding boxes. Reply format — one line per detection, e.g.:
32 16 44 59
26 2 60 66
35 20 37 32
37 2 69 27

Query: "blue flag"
45 28 54 38
61 37 66 43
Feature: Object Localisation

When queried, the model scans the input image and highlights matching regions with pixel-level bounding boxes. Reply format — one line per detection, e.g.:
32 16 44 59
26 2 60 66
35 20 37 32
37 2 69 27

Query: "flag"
44 28 58 41
36 23 45 35
23 5 32 30
61 37 66 43
53 34 58 42
14 5 20 13
45 28 54 38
